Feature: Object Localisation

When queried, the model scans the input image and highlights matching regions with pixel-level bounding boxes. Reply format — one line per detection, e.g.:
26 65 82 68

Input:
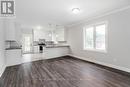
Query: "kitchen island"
44 44 70 58
22 44 70 64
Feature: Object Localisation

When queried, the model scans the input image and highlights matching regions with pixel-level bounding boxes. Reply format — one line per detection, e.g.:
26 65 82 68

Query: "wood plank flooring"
0 56 130 87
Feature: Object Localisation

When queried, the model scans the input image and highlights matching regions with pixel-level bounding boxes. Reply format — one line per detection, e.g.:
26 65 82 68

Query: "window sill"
83 48 107 53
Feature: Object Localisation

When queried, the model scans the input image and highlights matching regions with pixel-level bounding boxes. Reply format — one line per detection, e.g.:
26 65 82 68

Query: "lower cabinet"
33 46 39 53
6 49 22 66
44 47 69 59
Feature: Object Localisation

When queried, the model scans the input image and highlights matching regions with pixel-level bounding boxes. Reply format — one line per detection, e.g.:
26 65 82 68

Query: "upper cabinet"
5 20 22 41
15 23 22 42
5 20 15 40
55 28 65 41
34 27 66 42
34 29 52 41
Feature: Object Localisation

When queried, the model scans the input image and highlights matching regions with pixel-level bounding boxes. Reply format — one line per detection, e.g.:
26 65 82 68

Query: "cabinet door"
15 23 22 42
5 20 16 40
44 47 69 59
55 28 65 41
6 50 22 66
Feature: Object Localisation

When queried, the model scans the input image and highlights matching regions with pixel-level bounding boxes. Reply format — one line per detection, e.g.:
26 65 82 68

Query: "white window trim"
83 21 108 53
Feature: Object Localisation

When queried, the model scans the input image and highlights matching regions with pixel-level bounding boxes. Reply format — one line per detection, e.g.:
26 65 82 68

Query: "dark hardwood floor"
0 56 130 87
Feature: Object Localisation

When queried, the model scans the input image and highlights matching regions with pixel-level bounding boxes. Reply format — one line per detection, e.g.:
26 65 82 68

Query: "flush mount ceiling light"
36 26 42 30
72 8 80 14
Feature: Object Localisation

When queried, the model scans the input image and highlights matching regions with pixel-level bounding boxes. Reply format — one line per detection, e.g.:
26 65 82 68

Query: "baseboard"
0 64 6 78
68 54 130 73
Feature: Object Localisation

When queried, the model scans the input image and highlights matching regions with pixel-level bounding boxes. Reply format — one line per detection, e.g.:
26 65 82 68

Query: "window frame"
83 21 108 53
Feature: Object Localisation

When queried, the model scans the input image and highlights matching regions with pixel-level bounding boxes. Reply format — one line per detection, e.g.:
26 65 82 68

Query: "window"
84 22 107 52
84 27 94 49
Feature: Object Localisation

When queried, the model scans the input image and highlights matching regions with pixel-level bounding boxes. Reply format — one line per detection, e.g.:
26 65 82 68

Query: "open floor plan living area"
0 0 130 87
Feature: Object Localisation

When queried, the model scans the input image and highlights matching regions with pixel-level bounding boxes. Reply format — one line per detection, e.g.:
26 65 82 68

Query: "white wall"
0 20 6 77
67 8 130 71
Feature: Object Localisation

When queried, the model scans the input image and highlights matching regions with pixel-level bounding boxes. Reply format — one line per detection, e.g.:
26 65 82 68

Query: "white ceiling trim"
67 5 130 27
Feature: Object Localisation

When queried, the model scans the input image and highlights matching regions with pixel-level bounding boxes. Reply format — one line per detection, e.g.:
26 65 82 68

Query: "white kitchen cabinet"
55 28 65 41
5 20 15 40
44 47 69 59
6 49 22 66
33 27 66 42
33 46 39 53
34 29 52 41
5 20 22 41
15 23 22 42
21 46 70 64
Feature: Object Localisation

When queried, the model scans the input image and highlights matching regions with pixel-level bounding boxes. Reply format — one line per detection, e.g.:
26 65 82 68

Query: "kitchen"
5 19 70 66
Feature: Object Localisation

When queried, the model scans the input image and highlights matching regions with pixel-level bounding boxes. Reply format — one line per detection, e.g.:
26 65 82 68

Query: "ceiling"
15 0 130 27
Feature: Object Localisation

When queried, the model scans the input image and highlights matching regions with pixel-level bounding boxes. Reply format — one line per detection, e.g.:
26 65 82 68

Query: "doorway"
22 34 33 54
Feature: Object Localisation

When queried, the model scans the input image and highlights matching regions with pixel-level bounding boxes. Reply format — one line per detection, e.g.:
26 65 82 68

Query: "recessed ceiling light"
72 8 80 14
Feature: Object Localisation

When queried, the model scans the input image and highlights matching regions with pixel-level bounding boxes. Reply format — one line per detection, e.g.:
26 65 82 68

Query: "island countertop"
45 44 70 48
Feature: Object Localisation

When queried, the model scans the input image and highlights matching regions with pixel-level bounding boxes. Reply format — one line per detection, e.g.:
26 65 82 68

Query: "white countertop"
46 44 70 48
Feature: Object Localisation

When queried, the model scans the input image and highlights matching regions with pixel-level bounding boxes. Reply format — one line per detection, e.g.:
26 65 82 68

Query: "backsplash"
5 40 21 49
